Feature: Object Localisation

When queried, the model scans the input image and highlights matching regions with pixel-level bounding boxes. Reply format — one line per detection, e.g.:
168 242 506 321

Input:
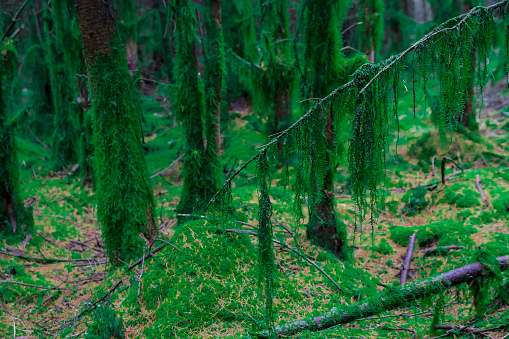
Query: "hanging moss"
0 39 34 239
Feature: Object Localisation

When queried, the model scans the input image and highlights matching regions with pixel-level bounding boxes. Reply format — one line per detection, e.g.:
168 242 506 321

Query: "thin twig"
1 0 30 41
150 153 183 179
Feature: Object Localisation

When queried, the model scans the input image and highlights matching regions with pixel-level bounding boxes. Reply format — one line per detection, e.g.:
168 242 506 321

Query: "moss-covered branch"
252 256 509 338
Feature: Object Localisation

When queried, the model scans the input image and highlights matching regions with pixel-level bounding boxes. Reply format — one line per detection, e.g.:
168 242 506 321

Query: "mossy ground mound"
105 220 376 338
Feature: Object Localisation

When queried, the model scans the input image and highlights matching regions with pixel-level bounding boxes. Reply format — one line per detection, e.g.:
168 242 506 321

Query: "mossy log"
252 256 509 338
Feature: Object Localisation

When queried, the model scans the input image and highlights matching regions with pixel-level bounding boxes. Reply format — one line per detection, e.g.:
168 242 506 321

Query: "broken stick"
400 232 417 285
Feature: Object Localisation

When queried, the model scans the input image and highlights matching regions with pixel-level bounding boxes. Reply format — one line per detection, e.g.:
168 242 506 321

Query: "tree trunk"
308 112 345 257
175 0 219 218
119 0 138 77
75 0 157 264
253 256 509 338
0 39 34 238
205 0 223 154
44 1 81 170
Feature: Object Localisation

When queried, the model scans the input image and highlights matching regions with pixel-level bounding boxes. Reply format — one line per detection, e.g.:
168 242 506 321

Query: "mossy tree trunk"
174 0 220 218
254 256 509 338
222 0 258 99
204 0 224 154
26 4 54 141
0 39 34 238
44 1 82 170
262 0 293 153
302 0 352 258
75 0 157 264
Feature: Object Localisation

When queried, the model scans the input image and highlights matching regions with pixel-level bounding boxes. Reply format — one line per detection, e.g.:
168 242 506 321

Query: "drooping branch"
206 0 509 217
251 256 509 338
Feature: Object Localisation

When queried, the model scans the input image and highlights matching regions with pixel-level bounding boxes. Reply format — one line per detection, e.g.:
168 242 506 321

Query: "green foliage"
390 219 477 248
0 39 34 239
87 32 156 263
85 304 124 339
443 183 481 208
374 238 394 255
401 186 428 216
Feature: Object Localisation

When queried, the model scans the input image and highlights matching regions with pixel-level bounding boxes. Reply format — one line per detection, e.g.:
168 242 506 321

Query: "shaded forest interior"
1 0 509 338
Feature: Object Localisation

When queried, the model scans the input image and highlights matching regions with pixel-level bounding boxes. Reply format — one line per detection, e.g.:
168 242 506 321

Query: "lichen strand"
87 34 156 263
0 40 34 238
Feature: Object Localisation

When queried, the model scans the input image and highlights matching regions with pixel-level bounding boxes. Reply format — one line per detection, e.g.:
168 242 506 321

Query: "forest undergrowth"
1 78 509 338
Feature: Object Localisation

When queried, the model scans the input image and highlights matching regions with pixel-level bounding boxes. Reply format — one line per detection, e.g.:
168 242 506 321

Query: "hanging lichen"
0 38 34 239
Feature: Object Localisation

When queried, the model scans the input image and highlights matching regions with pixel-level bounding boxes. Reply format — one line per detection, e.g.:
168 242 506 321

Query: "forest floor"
1 85 509 338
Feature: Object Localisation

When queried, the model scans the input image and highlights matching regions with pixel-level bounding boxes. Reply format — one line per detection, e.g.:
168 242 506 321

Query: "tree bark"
253 256 509 338
75 0 157 264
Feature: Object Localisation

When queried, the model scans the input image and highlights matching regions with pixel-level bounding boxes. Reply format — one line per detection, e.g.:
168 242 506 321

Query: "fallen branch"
150 153 183 179
1 280 68 291
251 256 509 338
0 250 103 264
400 232 417 285
475 174 489 206
419 246 464 256
382 325 418 338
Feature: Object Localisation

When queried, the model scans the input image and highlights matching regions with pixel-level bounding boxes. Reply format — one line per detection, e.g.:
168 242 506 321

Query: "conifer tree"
0 33 34 238
75 0 157 264
174 0 221 218
301 0 365 258
43 1 82 169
